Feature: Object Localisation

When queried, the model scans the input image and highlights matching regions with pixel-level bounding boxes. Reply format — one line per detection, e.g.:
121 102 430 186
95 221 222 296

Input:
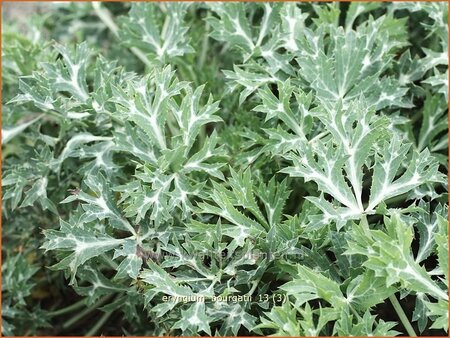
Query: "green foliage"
119 2 194 62
2 2 448 336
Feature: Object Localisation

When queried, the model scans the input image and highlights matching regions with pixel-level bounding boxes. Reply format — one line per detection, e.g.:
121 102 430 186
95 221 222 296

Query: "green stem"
360 213 368 227
48 298 86 317
101 253 119 270
85 309 114 336
246 276 262 296
308 130 329 143
161 8 170 38
389 294 417 337
61 295 113 331
349 305 362 320
92 2 152 68
198 15 210 68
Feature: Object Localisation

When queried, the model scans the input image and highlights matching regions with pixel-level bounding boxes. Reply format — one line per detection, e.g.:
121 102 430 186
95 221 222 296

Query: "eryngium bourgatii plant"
2 2 448 336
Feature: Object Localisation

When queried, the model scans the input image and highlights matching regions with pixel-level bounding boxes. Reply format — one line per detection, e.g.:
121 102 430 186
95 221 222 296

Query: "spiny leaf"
120 2 194 62
41 219 125 284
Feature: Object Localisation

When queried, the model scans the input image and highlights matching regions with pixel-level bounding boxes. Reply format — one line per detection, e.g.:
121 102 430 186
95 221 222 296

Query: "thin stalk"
360 213 368 227
198 15 210 68
349 305 362 320
92 2 118 36
101 253 119 270
246 276 262 296
85 309 114 336
48 298 86 317
389 294 417 337
198 125 206 150
161 7 170 38
308 130 329 143
61 295 113 331
92 2 152 68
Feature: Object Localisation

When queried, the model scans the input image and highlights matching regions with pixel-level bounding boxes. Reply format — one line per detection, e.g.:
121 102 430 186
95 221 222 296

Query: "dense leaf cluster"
2 2 448 336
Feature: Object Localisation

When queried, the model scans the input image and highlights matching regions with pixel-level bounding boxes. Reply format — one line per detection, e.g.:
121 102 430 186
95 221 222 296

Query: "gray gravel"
2 2 49 24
